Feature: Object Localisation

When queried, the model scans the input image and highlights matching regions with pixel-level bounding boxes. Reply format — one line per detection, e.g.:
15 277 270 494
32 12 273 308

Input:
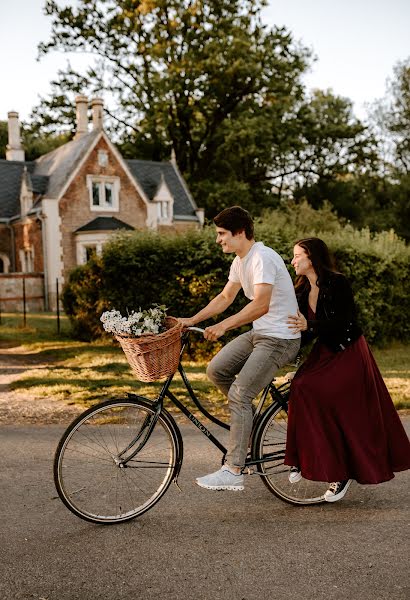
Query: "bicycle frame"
121 330 291 468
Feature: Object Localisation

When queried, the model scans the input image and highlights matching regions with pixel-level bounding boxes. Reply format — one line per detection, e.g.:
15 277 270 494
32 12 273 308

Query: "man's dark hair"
213 206 254 240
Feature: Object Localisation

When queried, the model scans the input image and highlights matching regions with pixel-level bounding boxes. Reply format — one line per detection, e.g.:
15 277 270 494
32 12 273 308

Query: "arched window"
0 254 10 273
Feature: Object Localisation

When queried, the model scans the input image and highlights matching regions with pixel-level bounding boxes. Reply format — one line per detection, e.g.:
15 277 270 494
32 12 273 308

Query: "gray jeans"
207 331 300 467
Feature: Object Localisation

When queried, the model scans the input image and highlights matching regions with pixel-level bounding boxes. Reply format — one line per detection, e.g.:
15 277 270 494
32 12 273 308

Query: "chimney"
6 111 25 161
91 98 104 130
75 95 88 138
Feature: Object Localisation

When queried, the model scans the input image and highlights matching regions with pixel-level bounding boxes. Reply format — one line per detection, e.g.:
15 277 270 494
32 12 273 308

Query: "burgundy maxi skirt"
284 336 410 484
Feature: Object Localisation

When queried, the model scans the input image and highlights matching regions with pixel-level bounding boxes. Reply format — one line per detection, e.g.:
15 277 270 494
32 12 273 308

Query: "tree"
275 90 379 197
367 57 410 238
0 119 69 161
35 0 310 213
32 1 382 222
373 57 410 175
28 65 92 139
22 127 72 161
0 121 8 159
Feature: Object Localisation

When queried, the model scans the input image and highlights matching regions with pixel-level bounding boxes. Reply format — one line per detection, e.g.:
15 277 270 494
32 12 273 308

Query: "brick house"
0 97 204 309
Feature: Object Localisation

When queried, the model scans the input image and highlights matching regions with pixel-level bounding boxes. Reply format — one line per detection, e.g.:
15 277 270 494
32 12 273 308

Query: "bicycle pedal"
242 467 255 475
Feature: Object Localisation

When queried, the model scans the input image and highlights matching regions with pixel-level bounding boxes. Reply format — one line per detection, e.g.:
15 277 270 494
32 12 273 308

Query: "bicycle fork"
115 394 164 467
116 393 185 488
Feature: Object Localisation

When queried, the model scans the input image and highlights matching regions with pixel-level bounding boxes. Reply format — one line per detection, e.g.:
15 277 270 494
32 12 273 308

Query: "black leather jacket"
297 272 362 353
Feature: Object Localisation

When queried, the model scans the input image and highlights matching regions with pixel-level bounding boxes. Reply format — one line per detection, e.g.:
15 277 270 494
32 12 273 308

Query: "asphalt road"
0 419 409 600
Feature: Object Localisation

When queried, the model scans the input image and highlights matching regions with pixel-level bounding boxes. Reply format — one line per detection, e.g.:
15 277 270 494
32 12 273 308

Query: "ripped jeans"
207 331 300 468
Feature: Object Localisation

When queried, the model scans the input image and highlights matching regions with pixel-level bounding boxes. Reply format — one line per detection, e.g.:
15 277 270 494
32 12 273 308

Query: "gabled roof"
0 160 48 219
33 130 100 199
75 216 134 232
0 132 199 222
126 160 198 217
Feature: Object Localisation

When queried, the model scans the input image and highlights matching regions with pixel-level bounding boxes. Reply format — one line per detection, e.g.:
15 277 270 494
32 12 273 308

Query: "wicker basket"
115 316 183 382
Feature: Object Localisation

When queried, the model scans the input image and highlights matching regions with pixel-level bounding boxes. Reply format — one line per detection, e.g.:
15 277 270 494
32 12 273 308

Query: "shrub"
257 203 410 344
62 203 410 347
62 257 107 340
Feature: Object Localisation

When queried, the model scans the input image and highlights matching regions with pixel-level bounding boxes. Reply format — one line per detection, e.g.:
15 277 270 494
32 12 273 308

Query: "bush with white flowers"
100 305 168 337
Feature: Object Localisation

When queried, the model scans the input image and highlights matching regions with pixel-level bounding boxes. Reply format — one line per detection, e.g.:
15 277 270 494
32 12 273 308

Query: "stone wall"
0 273 45 312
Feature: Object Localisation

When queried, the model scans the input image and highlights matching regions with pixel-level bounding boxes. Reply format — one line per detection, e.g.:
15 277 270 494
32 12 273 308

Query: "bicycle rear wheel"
54 398 181 524
253 402 328 505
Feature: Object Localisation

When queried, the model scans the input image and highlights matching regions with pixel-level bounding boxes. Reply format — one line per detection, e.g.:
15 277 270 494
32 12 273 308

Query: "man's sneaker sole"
196 480 244 491
324 479 353 502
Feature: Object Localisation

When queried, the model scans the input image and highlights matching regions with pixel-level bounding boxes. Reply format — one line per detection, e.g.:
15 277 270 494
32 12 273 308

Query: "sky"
0 0 409 123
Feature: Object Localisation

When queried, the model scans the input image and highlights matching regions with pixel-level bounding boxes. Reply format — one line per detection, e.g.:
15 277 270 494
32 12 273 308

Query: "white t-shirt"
228 242 300 339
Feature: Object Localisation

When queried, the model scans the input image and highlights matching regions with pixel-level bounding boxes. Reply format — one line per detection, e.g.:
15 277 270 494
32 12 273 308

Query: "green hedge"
62 203 410 347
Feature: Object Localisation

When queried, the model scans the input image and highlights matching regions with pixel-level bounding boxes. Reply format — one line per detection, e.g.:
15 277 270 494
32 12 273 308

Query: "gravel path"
0 345 84 424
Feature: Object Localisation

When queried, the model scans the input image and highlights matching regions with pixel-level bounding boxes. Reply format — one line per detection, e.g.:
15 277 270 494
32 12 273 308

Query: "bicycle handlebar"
186 326 205 334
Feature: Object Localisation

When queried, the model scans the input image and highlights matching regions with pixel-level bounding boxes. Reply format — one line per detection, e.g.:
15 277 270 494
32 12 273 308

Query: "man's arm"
204 283 273 341
177 280 242 327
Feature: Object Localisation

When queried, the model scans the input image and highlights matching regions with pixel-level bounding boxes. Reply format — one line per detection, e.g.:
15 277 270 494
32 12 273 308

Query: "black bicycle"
54 327 329 524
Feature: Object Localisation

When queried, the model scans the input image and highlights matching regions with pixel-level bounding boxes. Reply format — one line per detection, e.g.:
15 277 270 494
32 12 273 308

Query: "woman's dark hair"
294 237 338 293
213 206 254 240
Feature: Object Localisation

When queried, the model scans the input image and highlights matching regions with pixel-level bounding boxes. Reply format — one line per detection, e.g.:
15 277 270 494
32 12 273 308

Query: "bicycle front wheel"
54 398 181 524
254 402 327 505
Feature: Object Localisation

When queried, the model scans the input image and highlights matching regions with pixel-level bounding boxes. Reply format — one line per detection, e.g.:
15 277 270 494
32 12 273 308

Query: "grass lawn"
1 312 409 415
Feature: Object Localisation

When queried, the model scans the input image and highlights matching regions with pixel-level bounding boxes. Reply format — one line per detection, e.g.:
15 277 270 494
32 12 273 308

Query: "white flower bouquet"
100 305 182 382
100 304 168 337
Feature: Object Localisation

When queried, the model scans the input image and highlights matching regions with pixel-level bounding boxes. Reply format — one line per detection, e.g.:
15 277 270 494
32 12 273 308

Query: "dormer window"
87 175 120 211
157 200 170 221
153 175 173 225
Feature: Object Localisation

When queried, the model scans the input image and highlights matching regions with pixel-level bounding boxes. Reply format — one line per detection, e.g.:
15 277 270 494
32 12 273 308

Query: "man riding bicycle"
178 206 300 491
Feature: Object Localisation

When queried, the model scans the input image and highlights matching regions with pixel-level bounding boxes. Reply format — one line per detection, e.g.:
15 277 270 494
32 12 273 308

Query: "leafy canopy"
38 0 311 210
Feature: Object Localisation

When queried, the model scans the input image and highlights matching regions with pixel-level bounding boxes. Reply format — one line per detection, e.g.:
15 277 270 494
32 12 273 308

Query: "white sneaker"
196 466 244 491
324 479 353 502
288 466 302 484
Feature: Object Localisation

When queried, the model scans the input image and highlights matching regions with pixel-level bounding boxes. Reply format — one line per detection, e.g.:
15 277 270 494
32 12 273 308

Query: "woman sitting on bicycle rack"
178 206 300 491
286 237 410 502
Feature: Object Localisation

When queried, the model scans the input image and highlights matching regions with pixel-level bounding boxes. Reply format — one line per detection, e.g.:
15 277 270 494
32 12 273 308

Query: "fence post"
56 278 60 334
22 276 27 327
